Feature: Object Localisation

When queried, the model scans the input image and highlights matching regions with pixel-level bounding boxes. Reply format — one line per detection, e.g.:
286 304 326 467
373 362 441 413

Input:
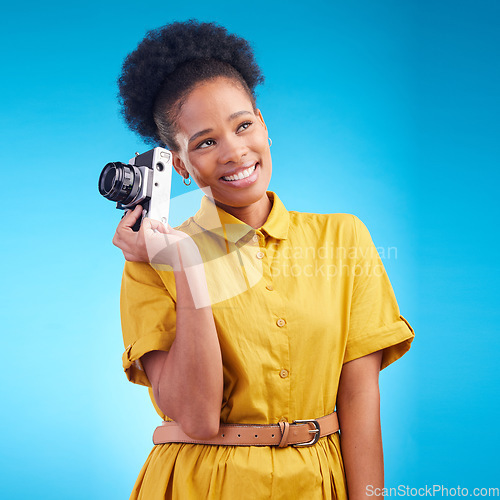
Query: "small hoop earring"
268 138 272 147
183 176 191 186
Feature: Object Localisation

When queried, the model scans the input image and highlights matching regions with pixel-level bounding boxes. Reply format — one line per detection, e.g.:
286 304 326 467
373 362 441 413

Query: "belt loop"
278 421 290 447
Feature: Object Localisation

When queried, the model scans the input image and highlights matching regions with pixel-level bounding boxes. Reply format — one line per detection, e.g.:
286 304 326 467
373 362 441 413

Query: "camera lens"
98 162 142 204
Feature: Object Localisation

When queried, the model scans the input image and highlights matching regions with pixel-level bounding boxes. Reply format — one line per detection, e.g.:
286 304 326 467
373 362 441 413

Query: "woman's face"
171 77 272 211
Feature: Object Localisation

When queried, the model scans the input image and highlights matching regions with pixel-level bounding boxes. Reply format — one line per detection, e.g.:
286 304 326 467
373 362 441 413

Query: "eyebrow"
188 110 253 144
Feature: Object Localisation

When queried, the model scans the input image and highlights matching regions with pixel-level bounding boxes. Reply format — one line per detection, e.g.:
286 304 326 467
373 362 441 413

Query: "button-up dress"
120 192 415 499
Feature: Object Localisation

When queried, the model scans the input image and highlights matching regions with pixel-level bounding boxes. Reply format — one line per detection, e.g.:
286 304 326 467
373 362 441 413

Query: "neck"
215 193 272 229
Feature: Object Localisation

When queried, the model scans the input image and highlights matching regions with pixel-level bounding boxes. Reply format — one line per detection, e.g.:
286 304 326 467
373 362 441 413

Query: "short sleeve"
344 215 415 369
120 261 177 386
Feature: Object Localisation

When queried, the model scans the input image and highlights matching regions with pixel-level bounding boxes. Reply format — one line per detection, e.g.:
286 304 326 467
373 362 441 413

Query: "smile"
221 164 257 181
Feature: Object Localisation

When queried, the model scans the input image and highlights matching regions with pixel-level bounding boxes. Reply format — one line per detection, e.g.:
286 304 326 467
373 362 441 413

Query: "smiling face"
170 77 272 220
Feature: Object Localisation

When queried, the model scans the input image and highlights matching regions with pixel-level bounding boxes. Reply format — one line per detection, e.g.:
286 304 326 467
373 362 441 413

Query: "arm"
337 350 384 499
141 264 223 439
115 207 224 439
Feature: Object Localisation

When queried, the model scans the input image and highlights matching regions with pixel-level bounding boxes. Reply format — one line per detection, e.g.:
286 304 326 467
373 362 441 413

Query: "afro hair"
117 20 265 148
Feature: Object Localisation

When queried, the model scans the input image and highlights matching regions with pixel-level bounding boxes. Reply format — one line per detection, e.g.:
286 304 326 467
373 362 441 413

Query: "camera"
98 147 172 231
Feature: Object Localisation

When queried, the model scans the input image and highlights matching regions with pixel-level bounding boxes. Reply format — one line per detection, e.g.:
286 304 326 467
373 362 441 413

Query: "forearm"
156 261 223 438
336 350 384 499
337 387 384 499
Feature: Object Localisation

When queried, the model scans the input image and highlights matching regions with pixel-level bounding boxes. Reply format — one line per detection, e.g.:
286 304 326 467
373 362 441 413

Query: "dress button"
266 284 274 291
279 417 288 423
256 251 264 259
252 234 259 243
276 318 286 327
280 369 289 379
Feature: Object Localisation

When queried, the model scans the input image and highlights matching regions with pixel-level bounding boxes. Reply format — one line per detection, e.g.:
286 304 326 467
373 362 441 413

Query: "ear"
171 152 189 179
255 109 267 131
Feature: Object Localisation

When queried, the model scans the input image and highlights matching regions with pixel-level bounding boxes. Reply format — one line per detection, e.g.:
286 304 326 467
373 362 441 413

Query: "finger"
143 217 168 234
119 205 143 229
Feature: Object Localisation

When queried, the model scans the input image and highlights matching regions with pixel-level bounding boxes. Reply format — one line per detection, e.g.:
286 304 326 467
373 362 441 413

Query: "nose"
219 135 248 164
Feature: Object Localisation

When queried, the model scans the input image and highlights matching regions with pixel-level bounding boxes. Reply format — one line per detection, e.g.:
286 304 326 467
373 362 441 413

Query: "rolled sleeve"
345 216 415 369
120 261 177 386
344 314 414 369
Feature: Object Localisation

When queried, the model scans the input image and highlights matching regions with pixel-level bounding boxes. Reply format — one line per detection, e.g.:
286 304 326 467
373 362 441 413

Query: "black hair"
118 20 264 151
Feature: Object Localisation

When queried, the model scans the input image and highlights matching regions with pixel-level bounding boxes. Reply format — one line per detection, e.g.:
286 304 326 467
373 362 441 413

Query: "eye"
237 121 253 133
197 138 216 149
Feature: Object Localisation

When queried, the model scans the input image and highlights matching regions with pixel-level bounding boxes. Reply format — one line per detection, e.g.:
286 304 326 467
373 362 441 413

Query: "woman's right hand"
112 205 202 270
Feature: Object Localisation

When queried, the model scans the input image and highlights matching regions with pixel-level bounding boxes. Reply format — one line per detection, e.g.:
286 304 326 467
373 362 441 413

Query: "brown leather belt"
153 412 339 447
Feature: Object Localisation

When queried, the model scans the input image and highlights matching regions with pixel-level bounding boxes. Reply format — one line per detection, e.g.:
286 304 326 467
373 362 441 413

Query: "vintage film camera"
98 147 172 231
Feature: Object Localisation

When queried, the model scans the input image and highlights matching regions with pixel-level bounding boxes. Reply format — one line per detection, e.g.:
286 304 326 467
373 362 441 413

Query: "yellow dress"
120 192 415 499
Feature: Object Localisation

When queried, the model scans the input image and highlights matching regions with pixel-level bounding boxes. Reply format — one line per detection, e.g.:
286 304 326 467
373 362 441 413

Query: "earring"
268 138 272 147
183 176 191 186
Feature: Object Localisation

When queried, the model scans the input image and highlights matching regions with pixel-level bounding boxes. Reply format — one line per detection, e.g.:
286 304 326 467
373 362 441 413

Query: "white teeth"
222 165 256 181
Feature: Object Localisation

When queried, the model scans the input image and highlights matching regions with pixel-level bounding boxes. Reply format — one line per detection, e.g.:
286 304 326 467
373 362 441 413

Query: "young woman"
112 20 414 499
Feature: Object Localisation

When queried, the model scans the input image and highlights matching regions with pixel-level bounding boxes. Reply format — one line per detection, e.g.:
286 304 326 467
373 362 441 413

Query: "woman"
112 20 414 499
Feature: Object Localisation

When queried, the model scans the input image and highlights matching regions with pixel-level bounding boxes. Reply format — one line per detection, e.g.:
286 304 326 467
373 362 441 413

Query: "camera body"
99 147 172 231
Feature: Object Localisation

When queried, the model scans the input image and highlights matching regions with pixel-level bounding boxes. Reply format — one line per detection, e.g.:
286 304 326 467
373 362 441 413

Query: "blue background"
1 0 499 497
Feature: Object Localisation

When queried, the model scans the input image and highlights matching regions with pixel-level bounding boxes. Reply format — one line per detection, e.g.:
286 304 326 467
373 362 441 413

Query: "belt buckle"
291 419 321 447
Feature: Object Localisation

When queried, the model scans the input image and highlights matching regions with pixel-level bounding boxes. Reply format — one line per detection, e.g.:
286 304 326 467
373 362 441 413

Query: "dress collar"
192 191 289 243
260 191 289 240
